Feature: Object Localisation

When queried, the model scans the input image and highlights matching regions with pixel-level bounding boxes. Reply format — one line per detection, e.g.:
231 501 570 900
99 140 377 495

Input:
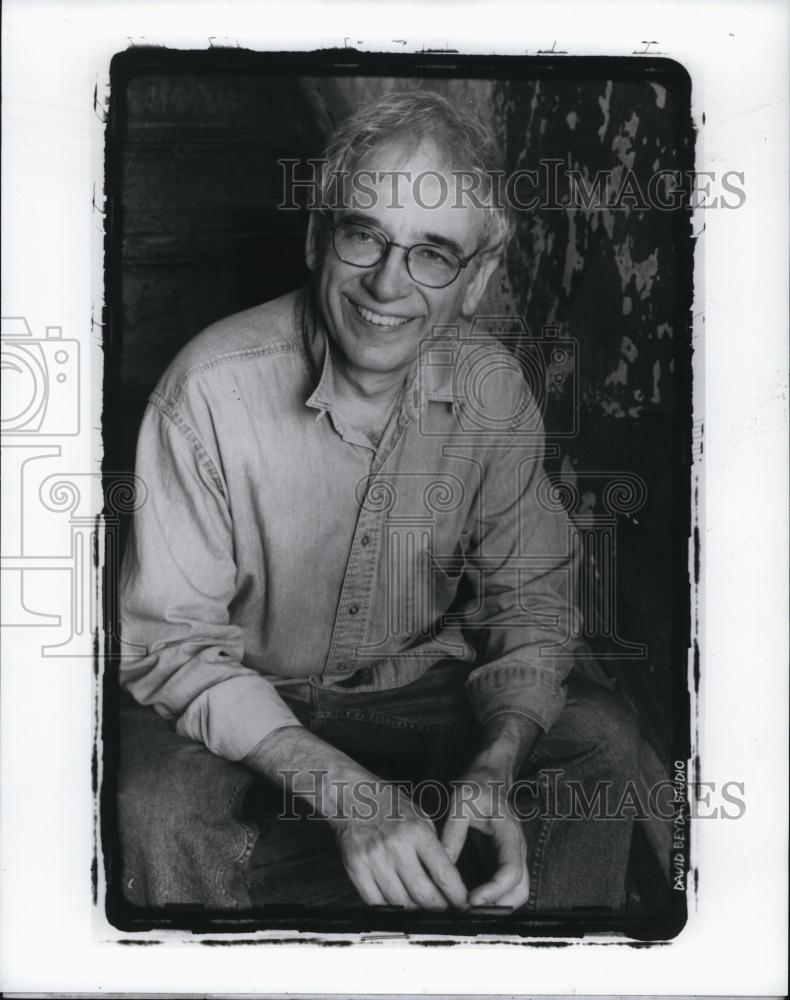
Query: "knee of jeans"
118 741 252 845
586 687 642 776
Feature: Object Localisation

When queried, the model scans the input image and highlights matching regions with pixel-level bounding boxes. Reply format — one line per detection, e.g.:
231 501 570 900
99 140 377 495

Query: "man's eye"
415 246 453 265
346 227 375 243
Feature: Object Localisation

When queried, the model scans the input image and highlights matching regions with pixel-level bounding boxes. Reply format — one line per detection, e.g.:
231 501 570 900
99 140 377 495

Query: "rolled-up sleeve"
119 393 302 761
461 381 583 734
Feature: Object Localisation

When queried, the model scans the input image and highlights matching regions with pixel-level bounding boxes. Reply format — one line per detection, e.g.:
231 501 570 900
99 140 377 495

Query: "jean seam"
522 735 626 913
526 814 553 913
524 745 556 915
215 769 257 906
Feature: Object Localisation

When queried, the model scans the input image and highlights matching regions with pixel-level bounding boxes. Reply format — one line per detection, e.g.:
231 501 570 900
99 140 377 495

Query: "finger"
468 863 523 906
404 872 449 911
344 861 388 907
494 838 529 908
440 812 470 864
378 874 419 910
468 823 524 905
369 858 421 909
494 869 530 909
394 851 452 911
418 838 469 910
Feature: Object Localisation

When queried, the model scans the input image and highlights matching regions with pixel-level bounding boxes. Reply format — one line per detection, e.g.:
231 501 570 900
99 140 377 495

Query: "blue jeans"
117 663 640 912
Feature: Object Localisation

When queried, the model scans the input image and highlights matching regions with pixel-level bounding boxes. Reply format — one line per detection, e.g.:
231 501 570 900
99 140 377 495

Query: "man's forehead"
358 134 450 173
336 138 488 246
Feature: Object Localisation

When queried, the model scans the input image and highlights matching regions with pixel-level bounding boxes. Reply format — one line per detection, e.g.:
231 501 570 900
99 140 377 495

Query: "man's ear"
305 211 322 272
461 254 500 317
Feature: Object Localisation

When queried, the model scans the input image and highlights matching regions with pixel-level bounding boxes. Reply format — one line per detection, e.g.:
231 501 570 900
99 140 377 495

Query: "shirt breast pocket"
424 530 471 623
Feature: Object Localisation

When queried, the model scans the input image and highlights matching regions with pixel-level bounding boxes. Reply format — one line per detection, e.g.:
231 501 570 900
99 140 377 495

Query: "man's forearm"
246 724 470 911
243 725 380 828
471 712 544 781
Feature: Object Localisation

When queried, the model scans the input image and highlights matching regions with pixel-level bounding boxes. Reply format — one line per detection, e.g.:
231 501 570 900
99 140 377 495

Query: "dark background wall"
107 58 692 776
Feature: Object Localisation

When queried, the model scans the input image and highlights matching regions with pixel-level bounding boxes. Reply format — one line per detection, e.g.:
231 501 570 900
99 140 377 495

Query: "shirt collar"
302 286 335 416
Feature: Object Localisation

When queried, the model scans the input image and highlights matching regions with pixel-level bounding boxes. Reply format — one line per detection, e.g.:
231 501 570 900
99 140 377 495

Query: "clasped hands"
334 762 530 912
247 712 538 913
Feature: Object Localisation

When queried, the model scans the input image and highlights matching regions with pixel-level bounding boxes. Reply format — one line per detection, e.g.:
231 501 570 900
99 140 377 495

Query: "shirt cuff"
465 662 569 733
174 674 303 761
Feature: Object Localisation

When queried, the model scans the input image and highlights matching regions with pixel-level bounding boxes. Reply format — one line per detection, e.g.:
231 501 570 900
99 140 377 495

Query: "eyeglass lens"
333 222 461 288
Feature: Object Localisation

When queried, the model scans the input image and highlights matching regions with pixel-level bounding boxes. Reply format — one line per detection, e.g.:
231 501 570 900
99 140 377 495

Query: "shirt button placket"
334 517 377 673
340 527 373 668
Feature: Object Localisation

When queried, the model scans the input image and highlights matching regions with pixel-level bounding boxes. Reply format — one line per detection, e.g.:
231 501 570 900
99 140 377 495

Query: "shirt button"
348 603 359 615
361 534 371 547
336 660 347 671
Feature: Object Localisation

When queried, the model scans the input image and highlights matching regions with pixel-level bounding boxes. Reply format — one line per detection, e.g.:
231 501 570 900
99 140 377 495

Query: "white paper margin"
1 0 787 994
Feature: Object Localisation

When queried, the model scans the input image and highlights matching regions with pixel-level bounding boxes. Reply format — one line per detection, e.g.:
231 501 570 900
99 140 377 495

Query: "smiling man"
118 91 639 916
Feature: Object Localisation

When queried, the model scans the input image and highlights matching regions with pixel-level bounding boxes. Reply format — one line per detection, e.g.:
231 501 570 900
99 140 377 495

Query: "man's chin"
346 345 417 376
332 322 424 375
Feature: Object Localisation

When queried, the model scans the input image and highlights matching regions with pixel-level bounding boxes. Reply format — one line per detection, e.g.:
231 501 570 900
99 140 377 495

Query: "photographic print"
101 49 694 940
2 2 787 995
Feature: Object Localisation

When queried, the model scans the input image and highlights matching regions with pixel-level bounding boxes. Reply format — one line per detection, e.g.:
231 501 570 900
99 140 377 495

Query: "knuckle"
411 820 435 844
354 838 377 862
382 830 406 854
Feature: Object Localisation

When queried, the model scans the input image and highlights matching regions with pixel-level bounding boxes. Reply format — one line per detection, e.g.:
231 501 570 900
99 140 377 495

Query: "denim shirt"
119 287 582 761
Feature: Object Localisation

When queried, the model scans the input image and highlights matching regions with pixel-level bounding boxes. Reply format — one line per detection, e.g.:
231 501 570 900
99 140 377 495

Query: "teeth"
353 303 411 328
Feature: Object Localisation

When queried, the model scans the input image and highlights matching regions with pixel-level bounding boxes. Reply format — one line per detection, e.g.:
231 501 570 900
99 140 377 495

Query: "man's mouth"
349 300 415 328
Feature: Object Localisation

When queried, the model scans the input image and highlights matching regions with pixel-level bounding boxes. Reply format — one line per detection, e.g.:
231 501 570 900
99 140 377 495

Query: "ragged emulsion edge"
93 56 696 936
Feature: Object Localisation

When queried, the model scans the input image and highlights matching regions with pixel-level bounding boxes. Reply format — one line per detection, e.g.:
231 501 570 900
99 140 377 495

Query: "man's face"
306 139 499 379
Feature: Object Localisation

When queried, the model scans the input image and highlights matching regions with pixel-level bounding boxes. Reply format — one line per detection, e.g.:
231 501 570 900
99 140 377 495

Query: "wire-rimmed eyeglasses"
330 221 478 289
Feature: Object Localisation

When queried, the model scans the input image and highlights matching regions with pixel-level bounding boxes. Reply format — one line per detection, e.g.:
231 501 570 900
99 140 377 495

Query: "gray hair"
319 90 514 258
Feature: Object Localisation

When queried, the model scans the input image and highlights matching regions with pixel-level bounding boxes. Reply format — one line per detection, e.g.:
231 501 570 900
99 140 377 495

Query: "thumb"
441 812 469 864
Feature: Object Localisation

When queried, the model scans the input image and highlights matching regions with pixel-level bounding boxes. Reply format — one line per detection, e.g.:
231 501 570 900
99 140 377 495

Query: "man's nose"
362 244 413 301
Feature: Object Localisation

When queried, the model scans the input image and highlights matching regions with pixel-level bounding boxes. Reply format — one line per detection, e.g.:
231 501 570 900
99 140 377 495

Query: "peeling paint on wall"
614 237 660 298
597 79 613 143
496 77 682 425
652 359 663 404
621 335 639 362
650 82 667 109
490 73 692 742
562 209 585 295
